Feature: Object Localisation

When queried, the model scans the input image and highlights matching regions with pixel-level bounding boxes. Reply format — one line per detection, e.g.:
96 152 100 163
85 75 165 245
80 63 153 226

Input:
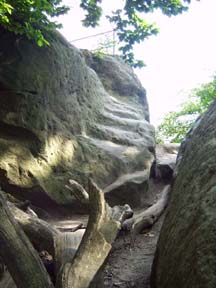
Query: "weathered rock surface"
151 99 216 288
0 28 155 212
150 144 179 183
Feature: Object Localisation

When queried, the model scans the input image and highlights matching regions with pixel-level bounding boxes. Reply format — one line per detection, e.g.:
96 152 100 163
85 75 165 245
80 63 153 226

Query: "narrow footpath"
103 181 167 288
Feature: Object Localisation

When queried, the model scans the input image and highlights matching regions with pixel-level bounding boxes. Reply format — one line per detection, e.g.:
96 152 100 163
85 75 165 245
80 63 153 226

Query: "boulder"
150 144 179 183
0 28 155 212
151 100 216 288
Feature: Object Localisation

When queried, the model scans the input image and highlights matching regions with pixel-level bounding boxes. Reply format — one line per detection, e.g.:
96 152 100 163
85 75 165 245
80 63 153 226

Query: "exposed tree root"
0 190 54 288
65 179 89 204
122 185 170 235
8 202 59 256
56 179 131 288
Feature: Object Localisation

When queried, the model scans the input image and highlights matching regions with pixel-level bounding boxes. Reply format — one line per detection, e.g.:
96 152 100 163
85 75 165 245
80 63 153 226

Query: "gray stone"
150 144 179 183
0 28 155 211
151 99 216 288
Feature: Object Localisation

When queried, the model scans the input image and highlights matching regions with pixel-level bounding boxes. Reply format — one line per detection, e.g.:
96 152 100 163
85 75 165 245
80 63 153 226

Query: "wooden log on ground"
56 180 123 288
122 185 170 234
7 202 59 256
0 190 54 288
56 223 85 232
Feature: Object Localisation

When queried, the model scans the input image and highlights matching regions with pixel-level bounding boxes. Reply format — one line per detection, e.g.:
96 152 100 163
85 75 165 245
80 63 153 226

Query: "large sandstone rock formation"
151 99 216 288
0 28 155 212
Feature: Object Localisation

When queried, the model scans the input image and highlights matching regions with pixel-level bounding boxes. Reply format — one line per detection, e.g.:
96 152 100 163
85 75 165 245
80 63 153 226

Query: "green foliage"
157 76 216 143
80 0 193 67
80 0 102 28
93 34 116 59
0 0 193 66
107 10 159 68
0 0 69 46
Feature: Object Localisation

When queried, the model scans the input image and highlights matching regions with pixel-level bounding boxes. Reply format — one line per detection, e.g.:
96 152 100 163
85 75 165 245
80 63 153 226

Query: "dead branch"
57 179 124 288
0 190 54 288
56 223 85 232
8 202 59 256
122 185 170 234
65 179 89 204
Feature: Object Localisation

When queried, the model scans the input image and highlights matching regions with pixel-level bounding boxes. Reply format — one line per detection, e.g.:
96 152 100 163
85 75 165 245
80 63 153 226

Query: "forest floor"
103 180 166 288
0 180 167 288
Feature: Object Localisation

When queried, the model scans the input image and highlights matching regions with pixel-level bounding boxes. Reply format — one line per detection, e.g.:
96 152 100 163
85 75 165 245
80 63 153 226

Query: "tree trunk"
8 202 59 256
0 191 54 288
56 180 122 288
0 182 134 288
122 185 170 234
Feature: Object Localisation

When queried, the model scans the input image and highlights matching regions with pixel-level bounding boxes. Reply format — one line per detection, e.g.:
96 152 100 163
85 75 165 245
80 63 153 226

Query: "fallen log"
0 190 54 288
122 185 170 235
56 223 85 233
7 202 59 256
56 179 128 288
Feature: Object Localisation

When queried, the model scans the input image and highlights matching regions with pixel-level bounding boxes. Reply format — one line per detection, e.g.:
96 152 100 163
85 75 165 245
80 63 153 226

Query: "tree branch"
8 202 59 256
65 179 89 204
122 185 170 234
0 190 54 288
57 179 125 288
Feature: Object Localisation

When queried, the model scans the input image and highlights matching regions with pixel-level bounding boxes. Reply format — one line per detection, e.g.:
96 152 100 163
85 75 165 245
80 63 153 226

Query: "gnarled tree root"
0 181 134 288
8 201 59 256
0 190 54 288
122 185 170 235
56 180 129 288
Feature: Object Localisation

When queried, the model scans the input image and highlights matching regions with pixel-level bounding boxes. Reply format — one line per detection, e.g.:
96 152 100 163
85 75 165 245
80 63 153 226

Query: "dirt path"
103 181 166 288
103 215 164 288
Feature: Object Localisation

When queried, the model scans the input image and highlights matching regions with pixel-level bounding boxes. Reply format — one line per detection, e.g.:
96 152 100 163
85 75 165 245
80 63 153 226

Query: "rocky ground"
103 181 166 288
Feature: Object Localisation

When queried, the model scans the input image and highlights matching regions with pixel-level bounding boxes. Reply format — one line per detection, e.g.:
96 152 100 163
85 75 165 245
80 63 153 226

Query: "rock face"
151 100 216 288
0 28 155 211
150 144 179 184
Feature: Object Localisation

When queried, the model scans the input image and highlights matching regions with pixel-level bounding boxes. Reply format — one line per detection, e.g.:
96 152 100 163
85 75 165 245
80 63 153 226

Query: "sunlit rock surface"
0 28 155 211
151 100 216 288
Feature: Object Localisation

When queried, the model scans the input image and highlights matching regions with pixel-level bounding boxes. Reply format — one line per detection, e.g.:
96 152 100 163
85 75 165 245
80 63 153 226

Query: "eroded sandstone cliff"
0 28 155 212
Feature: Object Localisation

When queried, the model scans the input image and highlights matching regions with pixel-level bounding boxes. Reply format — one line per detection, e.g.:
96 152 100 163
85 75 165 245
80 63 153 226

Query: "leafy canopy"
0 0 194 66
81 0 193 67
157 76 216 143
0 0 69 46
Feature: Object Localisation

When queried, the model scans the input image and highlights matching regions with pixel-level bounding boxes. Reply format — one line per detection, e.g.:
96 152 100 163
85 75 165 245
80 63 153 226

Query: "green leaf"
157 76 216 143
